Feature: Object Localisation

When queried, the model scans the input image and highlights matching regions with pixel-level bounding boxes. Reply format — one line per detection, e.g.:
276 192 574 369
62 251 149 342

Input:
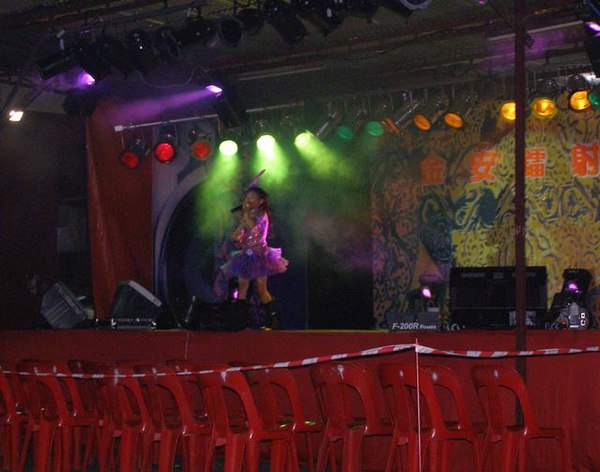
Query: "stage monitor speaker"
109 280 163 329
449 266 547 329
41 282 88 329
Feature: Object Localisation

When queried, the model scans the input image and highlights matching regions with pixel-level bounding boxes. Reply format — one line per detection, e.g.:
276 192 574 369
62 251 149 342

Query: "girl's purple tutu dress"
222 211 288 280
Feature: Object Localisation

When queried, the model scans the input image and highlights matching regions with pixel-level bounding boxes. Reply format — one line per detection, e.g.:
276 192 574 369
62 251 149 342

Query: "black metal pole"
514 0 527 371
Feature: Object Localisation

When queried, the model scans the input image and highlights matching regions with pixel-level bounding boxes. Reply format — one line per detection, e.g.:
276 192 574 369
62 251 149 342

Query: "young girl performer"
222 186 288 329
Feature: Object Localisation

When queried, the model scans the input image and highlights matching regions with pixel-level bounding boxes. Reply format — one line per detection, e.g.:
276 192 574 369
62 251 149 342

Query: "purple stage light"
566 281 579 292
586 21 600 37
421 286 433 299
206 84 223 94
75 71 96 88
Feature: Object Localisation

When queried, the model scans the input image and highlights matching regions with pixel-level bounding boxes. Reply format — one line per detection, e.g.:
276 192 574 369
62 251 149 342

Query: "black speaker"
41 282 88 328
449 266 547 328
109 280 163 328
183 299 248 331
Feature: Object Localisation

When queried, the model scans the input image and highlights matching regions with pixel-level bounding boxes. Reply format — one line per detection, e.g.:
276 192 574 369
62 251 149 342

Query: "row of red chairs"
0 359 571 471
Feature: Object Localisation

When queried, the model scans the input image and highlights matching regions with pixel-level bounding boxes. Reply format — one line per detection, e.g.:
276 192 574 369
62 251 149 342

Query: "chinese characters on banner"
419 144 599 185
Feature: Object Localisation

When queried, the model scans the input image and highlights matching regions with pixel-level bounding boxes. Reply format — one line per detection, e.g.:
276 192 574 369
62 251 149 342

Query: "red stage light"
118 137 145 170
154 133 177 164
191 139 212 160
120 150 142 169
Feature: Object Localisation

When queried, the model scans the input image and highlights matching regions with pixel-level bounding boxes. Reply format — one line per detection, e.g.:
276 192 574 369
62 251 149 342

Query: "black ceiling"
0 0 592 111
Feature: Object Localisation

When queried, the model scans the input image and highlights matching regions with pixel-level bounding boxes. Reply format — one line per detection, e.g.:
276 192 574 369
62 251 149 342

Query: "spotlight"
408 272 443 312
589 84 600 109
413 95 449 131
549 268 592 329
217 16 246 47
263 0 308 45
236 8 265 36
176 17 218 48
154 128 177 164
119 137 146 170
188 127 213 160
567 74 591 111
257 134 276 151
155 27 182 62
311 105 345 140
500 100 516 121
72 40 112 81
8 109 24 122
364 120 385 137
94 34 135 77
219 139 239 156
127 29 157 75
381 100 420 134
444 91 478 129
294 131 314 147
531 78 561 119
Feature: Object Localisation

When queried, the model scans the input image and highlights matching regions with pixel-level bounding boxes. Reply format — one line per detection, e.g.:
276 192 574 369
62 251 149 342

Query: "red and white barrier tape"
4 342 600 378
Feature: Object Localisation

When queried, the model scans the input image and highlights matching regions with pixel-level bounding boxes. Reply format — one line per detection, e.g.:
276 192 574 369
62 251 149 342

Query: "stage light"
589 85 600 109
236 7 265 36
217 16 246 47
530 78 560 119
413 95 449 131
127 29 157 75
263 0 308 45
188 127 213 160
119 137 146 170
380 100 420 134
364 120 385 137
219 139 239 156
444 91 478 129
295 131 313 146
312 105 345 140
8 109 23 122
257 134 276 151
154 128 177 164
549 268 592 329
72 40 112 81
335 125 354 140
209 77 249 128
500 100 516 121
567 74 591 111
176 16 218 48
420 285 432 299
94 34 135 77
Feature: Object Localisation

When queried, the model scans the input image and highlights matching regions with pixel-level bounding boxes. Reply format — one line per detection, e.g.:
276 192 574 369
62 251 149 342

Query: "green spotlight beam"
294 131 354 180
253 139 289 187
196 151 241 237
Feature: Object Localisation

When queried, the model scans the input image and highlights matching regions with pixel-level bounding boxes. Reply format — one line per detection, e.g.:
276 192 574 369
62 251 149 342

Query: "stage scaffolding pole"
514 0 528 373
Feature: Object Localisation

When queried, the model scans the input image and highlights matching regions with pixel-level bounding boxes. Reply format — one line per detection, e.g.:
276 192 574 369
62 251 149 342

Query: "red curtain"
86 99 153 318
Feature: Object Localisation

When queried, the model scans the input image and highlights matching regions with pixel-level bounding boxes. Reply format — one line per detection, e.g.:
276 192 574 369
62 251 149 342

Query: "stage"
2 328 599 471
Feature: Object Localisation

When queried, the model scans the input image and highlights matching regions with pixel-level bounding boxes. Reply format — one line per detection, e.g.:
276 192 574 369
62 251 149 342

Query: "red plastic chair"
0 363 29 471
16 360 97 472
104 363 161 472
378 363 482 472
310 361 393 472
471 364 571 472
245 367 323 472
197 367 299 472
134 364 212 472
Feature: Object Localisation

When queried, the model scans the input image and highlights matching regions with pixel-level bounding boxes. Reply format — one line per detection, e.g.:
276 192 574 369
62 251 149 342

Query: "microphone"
230 205 243 213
